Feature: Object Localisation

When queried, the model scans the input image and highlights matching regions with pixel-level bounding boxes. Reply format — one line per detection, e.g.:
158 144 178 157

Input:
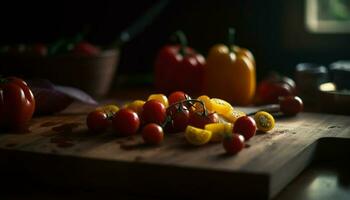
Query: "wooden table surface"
1 97 350 199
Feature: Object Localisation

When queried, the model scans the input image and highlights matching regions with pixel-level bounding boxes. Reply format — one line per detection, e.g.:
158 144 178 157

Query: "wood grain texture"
0 102 349 199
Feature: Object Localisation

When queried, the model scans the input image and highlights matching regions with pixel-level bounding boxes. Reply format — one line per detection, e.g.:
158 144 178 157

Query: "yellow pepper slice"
221 109 246 124
148 94 169 108
205 123 233 142
194 95 213 112
95 104 119 116
221 109 246 123
210 98 234 115
254 111 275 132
185 125 212 145
125 100 145 115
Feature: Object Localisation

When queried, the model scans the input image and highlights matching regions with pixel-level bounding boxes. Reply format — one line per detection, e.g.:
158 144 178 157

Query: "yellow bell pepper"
204 28 256 106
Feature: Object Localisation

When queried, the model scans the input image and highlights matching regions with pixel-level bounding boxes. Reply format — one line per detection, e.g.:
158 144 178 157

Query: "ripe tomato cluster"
86 91 218 145
86 91 277 154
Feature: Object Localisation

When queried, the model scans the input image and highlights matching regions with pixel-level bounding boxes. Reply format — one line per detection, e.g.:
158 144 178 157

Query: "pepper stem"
227 27 235 52
174 30 188 56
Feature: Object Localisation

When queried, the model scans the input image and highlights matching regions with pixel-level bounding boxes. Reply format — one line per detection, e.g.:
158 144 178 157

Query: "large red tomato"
0 77 35 130
256 74 296 105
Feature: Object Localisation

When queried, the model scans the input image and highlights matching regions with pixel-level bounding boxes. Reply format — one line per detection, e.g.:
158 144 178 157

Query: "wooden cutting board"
0 102 349 199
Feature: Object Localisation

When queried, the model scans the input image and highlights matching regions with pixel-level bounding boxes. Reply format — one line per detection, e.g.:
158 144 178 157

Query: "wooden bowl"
0 49 119 97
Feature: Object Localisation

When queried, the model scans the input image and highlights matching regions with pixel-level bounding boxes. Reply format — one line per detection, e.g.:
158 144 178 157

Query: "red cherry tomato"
142 123 164 145
280 96 303 115
142 100 166 124
168 91 189 105
164 104 187 133
86 110 110 133
280 76 296 94
233 116 257 140
73 41 100 56
188 111 219 129
223 134 245 155
112 108 140 136
172 107 190 132
31 43 47 56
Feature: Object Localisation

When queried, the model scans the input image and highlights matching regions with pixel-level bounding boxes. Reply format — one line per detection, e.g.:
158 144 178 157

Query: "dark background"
0 0 349 80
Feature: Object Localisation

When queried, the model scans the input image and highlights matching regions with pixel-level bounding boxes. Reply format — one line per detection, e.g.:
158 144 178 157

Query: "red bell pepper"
154 31 205 94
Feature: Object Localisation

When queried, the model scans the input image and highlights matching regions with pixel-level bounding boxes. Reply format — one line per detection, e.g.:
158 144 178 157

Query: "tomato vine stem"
162 99 209 130
167 99 208 117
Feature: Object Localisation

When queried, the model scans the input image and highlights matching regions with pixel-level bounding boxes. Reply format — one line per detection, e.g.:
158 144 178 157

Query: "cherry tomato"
233 116 257 140
188 111 219 129
29 43 47 56
73 41 100 56
280 96 303 115
142 123 164 145
86 110 110 133
223 134 245 155
168 91 188 105
112 108 140 136
142 100 166 124
165 104 188 133
254 111 275 132
172 107 190 132
281 76 296 94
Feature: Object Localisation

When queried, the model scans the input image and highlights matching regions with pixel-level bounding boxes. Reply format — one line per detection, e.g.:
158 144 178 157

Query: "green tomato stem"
161 115 173 129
